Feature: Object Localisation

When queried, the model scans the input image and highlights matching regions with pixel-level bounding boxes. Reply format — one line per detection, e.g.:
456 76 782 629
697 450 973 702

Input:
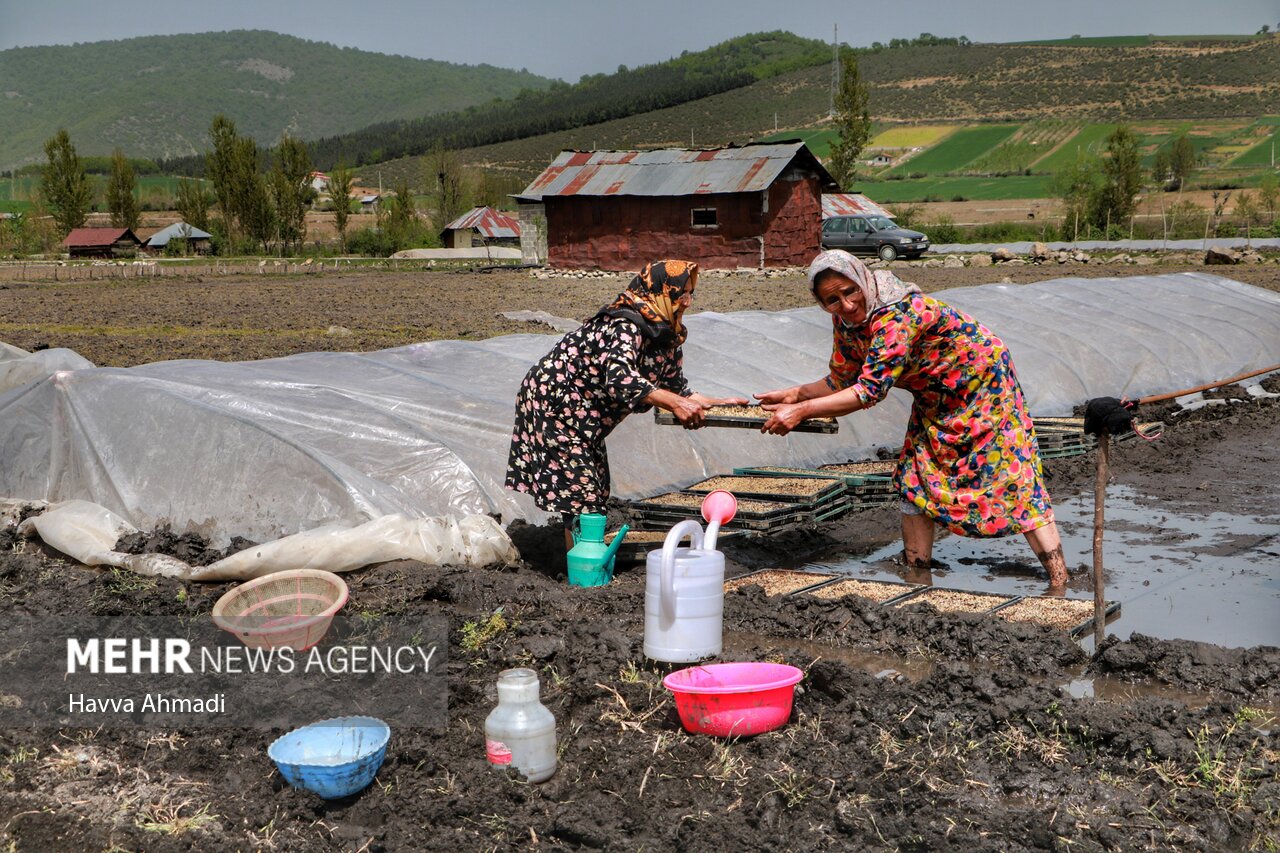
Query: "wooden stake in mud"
1092 433 1109 648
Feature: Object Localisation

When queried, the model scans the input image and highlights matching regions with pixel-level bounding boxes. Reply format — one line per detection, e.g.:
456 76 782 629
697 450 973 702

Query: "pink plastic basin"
663 662 804 737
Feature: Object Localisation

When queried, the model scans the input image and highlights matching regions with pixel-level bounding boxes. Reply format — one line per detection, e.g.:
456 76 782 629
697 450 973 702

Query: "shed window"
691 207 718 228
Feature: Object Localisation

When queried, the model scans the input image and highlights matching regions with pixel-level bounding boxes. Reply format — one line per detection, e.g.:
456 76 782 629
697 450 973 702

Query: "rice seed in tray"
724 569 835 596
819 460 897 476
732 466 844 480
633 491 794 515
654 404 838 433
684 475 844 502
996 596 1120 633
894 588 1017 613
804 578 920 603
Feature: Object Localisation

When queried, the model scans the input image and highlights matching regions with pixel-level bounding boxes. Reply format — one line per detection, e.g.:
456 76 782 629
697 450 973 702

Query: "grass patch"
459 608 510 652
857 173 1054 202
1035 123 1119 172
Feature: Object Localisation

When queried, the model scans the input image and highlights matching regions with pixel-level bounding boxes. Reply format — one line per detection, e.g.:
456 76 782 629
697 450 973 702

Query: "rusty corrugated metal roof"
518 143 835 200
822 194 895 219
442 206 520 239
62 228 138 247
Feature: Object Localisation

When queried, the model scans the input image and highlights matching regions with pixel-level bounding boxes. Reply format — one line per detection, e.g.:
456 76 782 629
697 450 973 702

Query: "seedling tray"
631 492 810 532
801 577 923 604
655 404 838 434
892 587 1019 613
992 595 1122 636
724 569 837 597
731 466 845 482
682 475 846 506
605 528 745 563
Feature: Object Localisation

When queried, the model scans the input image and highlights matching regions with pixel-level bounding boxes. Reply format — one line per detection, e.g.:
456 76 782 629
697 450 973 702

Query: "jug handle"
660 520 704 621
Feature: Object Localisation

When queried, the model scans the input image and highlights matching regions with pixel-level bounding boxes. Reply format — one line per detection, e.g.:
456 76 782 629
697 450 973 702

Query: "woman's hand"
755 386 803 405
759 401 809 436
668 395 707 429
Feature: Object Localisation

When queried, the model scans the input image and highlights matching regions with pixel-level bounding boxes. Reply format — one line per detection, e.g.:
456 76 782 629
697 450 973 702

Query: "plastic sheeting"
0 345 94 394
15 500 519 581
1 272 1277 539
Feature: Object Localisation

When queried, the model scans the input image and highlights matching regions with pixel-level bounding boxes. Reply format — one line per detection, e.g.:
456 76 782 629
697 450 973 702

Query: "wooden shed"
61 228 142 259
514 142 838 270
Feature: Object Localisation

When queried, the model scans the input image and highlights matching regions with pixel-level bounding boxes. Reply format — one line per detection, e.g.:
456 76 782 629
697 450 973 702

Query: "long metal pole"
1092 434 1110 648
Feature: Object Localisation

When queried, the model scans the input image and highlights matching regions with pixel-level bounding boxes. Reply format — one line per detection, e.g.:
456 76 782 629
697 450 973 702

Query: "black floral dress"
506 315 690 516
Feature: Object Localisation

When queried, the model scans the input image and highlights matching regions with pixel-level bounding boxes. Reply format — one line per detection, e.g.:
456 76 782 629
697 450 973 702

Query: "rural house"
142 222 213 255
821 193 895 220
440 206 520 249
514 142 838 270
61 227 142 259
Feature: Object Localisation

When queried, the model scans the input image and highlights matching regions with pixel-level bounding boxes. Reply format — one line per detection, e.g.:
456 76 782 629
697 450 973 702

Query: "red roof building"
440 206 520 248
515 142 838 270
61 228 142 258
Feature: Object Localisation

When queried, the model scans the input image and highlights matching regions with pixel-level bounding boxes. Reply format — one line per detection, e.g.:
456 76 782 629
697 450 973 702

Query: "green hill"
0 30 552 170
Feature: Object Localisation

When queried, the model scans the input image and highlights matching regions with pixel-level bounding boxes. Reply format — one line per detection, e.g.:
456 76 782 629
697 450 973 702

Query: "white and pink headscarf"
806 249 921 317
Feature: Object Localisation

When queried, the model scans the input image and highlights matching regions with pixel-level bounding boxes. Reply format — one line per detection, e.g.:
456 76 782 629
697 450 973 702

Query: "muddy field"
1 261 1279 367
0 268 1278 851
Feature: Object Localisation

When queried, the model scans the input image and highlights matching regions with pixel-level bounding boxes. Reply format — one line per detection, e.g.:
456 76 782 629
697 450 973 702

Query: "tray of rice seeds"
818 460 898 484
993 595 1122 637
892 587 1020 614
630 492 809 532
682 475 847 506
724 568 837 597
605 528 746 564
812 499 855 523
801 577 923 604
655 404 839 434
732 465 846 482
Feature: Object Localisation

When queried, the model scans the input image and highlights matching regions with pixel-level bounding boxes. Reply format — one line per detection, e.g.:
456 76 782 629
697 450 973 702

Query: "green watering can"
567 513 629 588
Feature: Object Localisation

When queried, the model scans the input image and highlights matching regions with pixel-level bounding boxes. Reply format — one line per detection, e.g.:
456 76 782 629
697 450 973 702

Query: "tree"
1051 154 1100 240
1257 172 1278 225
270 134 312 255
826 52 872 190
175 177 211 232
205 116 242 245
39 129 91 236
106 148 140 231
1091 125 1143 234
1151 149 1171 188
1169 134 1196 191
329 164 354 251
425 144 468 230
385 179 420 249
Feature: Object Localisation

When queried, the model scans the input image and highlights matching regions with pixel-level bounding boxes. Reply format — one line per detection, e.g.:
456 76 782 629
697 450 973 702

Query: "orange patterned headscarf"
597 260 698 345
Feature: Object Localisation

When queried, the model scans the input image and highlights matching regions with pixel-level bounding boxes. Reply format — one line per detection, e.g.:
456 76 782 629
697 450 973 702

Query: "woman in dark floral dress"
506 260 746 549
756 250 1070 591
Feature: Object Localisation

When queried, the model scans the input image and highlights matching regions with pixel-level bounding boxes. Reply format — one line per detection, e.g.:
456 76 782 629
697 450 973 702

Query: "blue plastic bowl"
267 716 390 799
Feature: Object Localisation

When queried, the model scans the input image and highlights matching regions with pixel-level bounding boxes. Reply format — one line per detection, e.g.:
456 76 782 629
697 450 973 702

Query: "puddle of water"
801 485 1280 648
722 630 935 682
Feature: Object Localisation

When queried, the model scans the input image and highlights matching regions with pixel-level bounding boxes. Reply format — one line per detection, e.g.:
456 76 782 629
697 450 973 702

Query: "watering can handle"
660 520 704 621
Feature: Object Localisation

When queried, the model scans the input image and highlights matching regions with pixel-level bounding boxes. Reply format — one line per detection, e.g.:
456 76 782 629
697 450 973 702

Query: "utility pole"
829 23 839 118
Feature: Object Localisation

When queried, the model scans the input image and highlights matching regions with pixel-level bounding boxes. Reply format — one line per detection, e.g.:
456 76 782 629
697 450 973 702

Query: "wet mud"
0 351 1277 850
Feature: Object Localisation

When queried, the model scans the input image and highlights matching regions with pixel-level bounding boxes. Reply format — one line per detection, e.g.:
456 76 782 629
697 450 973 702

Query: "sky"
1 0 1277 81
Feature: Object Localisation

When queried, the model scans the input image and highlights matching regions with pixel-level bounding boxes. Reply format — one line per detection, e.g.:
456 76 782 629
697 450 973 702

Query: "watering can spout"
600 524 629 568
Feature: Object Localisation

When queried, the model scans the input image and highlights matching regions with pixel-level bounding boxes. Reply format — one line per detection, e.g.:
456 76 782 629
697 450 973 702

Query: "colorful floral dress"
828 293 1053 537
506 315 690 516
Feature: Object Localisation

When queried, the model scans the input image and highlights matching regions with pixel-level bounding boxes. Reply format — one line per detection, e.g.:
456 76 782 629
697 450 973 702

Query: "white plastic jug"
643 519 724 663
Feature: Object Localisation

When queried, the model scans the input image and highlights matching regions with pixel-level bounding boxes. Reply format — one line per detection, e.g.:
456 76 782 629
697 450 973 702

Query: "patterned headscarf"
806 249 920 319
596 260 698 345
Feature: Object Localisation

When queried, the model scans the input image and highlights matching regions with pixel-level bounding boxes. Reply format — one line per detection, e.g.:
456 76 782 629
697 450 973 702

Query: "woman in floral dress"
756 250 1069 589
506 260 747 550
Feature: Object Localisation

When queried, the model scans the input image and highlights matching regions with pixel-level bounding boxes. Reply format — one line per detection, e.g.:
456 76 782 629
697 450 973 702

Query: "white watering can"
643 491 737 663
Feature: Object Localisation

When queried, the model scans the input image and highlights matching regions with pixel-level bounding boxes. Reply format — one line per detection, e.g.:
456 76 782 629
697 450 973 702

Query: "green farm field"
885 125 1019 175
856 173 1055 203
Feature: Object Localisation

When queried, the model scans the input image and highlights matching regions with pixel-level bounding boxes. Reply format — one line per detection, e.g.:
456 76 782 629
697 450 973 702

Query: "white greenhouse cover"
1 273 1277 540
